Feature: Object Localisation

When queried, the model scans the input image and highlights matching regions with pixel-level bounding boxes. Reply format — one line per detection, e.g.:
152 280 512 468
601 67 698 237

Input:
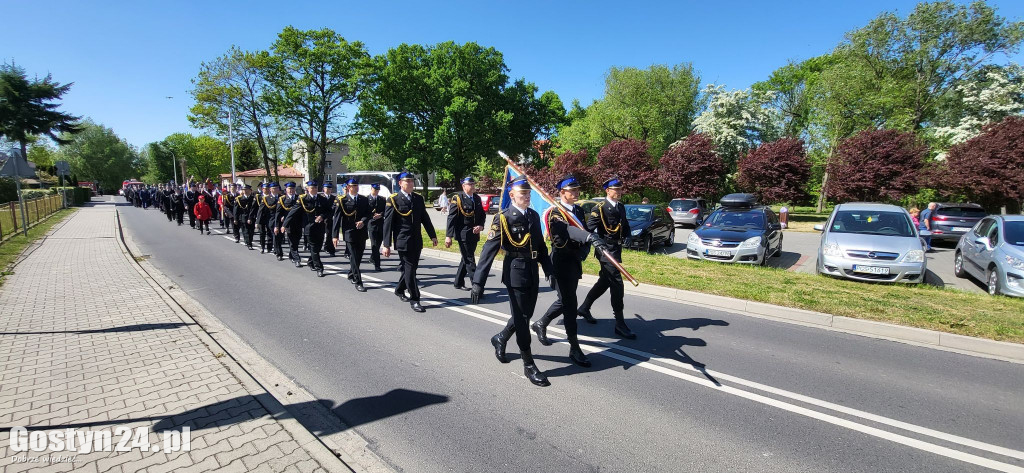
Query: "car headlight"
688 232 700 245
1006 255 1024 271
903 250 925 263
822 242 842 257
631 229 643 236
739 236 762 249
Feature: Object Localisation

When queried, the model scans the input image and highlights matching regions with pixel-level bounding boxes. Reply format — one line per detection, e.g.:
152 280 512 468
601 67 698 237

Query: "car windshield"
1005 221 1024 246
704 209 764 229
670 200 697 211
829 210 915 237
938 206 986 218
625 205 654 222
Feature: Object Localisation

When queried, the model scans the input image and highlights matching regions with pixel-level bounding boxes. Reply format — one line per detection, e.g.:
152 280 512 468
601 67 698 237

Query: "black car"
929 203 987 242
622 204 676 253
686 194 782 265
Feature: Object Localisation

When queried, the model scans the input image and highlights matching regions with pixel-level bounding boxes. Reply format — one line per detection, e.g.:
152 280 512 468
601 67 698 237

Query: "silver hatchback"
815 203 928 283
954 215 1024 297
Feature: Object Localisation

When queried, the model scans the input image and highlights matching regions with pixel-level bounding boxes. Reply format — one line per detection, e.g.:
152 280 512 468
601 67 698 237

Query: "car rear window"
829 211 915 237
670 200 697 211
704 209 764 229
1005 221 1024 246
937 206 986 218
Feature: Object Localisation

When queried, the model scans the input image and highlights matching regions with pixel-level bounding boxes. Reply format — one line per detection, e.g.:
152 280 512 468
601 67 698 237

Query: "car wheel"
665 229 675 247
953 251 967 278
987 267 1001 296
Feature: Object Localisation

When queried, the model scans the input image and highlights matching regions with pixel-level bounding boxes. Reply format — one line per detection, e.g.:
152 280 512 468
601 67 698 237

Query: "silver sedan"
954 215 1024 297
815 203 928 284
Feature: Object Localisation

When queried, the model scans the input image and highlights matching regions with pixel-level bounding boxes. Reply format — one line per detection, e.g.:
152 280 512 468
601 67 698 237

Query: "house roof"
219 165 303 179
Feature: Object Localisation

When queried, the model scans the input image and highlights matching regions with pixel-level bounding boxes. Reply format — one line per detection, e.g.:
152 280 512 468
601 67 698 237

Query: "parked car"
578 199 601 216
814 203 927 283
480 193 500 214
686 194 782 266
621 204 675 253
954 215 1024 297
928 203 987 242
668 198 710 227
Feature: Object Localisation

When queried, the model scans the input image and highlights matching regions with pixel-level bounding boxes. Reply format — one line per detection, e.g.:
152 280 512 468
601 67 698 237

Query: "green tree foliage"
60 121 139 191
264 27 369 182
692 85 782 168
357 41 557 190
160 133 230 183
26 142 58 168
557 63 704 157
189 46 281 177
0 63 81 164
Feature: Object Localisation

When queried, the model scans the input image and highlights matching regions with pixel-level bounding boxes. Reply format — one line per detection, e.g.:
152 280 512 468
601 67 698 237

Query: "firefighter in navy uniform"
278 182 303 265
576 177 637 340
322 182 338 257
471 177 554 387
266 183 285 258
333 179 371 291
381 172 437 313
530 176 612 367
222 183 237 240
235 185 258 250
254 183 271 253
366 183 387 271
296 181 329 276
445 176 486 290
170 187 186 225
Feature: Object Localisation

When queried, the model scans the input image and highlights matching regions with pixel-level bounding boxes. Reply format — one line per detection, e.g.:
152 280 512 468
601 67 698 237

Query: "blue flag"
498 164 582 238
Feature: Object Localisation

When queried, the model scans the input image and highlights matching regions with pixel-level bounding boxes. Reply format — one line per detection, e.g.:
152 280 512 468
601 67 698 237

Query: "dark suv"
929 203 987 242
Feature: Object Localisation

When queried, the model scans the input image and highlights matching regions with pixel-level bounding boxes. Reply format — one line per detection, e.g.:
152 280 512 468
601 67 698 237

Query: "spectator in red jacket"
194 195 213 235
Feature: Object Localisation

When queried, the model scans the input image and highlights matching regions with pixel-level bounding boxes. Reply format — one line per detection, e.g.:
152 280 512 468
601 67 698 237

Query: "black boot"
317 268 325 277
577 306 598 324
411 301 425 313
396 291 409 302
521 352 550 387
569 345 592 367
490 329 512 364
531 318 552 346
614 315 637 340
356 284 366 292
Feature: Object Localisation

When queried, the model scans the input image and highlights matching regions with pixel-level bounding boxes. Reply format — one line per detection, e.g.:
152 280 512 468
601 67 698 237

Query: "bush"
825 129 926 203
738 138 811 205
938 116 1024 209
51 187 92 205
0 177 16 204
20 190 49 200
658 133 727 200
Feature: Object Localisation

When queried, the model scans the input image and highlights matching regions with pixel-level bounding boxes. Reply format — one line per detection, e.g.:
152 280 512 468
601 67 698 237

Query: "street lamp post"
227 107 236 184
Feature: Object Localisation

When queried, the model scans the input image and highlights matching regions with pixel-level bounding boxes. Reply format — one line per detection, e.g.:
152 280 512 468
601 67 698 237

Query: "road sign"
55 160 71 176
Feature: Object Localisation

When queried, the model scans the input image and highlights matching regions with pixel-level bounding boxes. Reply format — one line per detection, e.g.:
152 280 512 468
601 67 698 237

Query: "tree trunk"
816 171 829 213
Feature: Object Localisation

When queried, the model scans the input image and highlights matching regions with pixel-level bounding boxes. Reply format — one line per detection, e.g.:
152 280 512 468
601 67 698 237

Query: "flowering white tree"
691 85 782 166
933 65 1024 148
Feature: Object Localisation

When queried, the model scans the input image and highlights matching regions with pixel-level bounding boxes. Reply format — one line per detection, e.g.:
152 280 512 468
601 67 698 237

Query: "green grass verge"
0 209 78 287
427 228 1024 343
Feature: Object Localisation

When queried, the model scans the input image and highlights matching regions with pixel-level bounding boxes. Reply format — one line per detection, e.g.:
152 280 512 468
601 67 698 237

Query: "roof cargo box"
719 193 758 208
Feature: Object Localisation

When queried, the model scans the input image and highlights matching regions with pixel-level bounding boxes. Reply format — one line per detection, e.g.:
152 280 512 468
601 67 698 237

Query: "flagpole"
500 154 639 287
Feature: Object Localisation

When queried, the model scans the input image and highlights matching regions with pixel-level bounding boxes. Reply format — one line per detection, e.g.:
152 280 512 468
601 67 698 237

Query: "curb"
419 248 1024 364
114 207 397 473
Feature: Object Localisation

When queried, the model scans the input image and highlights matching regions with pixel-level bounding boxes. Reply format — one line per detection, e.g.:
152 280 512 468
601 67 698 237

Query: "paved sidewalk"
0 204 345 472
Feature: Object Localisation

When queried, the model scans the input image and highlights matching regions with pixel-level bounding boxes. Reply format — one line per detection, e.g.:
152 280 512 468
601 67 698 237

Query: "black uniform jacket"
332 193 371 241
382 191 436 251
474 205 553 289
446 192 486 241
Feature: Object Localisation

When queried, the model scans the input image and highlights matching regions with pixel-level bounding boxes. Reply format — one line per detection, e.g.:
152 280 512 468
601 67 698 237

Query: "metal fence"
0 194 67 241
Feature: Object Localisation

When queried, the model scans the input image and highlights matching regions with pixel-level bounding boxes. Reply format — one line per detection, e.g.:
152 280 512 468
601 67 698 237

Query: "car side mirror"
974 236 990 247
813 224 824 232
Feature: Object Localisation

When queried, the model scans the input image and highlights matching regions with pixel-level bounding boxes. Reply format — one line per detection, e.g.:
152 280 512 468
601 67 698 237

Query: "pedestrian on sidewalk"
194 194 213 235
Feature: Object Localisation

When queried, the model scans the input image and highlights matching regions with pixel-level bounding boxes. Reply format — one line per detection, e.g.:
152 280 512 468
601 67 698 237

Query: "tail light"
689 208 700 214
933 215 948 221
666 207 672 213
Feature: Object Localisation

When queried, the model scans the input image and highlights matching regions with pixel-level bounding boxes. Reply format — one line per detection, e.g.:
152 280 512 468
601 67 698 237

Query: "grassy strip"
0 209 78 287
426 228 1024 343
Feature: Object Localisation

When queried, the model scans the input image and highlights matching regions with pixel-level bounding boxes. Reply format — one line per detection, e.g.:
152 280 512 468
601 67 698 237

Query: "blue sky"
3 0 1022 149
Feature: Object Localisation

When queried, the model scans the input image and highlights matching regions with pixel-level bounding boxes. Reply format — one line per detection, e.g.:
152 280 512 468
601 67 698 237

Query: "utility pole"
228 107 236 184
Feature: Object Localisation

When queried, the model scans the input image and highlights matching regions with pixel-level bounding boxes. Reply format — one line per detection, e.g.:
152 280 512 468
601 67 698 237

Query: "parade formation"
123 171 637 387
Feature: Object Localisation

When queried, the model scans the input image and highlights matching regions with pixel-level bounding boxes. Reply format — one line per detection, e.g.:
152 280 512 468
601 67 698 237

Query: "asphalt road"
119 200 1023 473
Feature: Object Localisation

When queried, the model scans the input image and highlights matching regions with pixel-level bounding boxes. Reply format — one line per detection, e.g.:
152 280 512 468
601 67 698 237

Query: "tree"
737 138 811 204
658 133 726 199
932 64 1024 148
141 142 175 184
160 133 230 182
824 129 927 203
557 63 704 157
692 85 782 168
753 55 835 139
357 41 554 191
938 116 1024 209
264 27 369 182
190 47 280 179
0 63 81 168
593 139 656 198
26 141 58 168
60 121 139 191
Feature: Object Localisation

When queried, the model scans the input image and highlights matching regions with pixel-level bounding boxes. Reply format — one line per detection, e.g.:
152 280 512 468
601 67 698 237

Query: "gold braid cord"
547 206 570 248
453 194 474 217
299 195 316 213
278 195 293 211
499 213 531 248
338 195 356 217
388 195 412 217
598 203 621 235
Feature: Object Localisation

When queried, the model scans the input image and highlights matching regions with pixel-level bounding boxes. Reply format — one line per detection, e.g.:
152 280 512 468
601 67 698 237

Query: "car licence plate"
852 265 890 275
951 227 969 232
705 249 732 257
